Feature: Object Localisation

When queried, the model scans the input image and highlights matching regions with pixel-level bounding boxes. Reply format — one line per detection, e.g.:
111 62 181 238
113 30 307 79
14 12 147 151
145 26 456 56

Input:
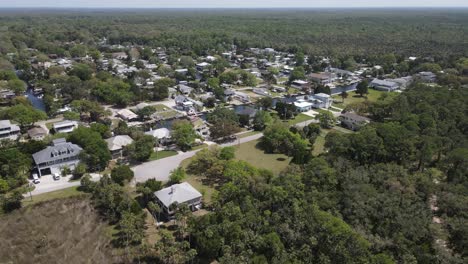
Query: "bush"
111 165 135 186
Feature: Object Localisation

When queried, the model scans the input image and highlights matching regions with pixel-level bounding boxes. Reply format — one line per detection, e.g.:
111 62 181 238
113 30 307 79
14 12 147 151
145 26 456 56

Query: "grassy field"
237 130 261 138
234 139 292 175
180 158 216 206
332 89 385 107
149 150 178 161
0 197 120 263
284 113 315 126
23 186 85 207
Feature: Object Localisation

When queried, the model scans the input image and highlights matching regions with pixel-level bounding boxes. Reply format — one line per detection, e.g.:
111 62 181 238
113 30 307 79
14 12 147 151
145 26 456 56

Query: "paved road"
132 133 263 183
30 173 101 196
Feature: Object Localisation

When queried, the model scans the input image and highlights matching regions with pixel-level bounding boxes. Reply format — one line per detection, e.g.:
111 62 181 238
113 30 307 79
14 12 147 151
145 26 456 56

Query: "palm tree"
340 91 348 103
147 201 161 227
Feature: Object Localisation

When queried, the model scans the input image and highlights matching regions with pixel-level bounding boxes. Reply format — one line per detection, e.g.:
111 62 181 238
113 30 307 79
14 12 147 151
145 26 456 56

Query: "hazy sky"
1 0 467 8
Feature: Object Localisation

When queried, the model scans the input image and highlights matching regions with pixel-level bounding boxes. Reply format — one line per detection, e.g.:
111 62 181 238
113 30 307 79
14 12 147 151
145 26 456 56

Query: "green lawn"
149 150 178 161
23 186 85 207
234 139 292 175
332 89 386 107
285 113 314 126
237 130 261 138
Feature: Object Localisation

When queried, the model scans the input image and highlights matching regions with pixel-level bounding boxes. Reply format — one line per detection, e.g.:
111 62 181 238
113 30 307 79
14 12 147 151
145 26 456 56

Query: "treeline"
0 10 467 58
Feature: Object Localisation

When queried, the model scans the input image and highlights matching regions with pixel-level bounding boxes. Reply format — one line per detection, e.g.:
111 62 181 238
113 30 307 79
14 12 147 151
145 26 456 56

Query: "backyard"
332 89 386 107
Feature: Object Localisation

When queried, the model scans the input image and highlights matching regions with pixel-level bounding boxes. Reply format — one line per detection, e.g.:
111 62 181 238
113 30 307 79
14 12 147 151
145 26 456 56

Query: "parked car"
32 173 40 184
53 173 60 181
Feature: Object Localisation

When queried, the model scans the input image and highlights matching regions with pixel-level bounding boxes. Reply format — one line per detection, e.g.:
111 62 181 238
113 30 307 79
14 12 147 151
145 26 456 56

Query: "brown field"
0 197 122 264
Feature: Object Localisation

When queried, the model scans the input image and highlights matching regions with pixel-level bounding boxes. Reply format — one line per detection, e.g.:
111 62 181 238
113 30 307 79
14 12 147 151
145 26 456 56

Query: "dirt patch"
0 197 122 264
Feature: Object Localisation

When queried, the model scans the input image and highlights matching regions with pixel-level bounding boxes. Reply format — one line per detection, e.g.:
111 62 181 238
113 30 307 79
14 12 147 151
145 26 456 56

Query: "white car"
32 173 40 184
53 173 60 181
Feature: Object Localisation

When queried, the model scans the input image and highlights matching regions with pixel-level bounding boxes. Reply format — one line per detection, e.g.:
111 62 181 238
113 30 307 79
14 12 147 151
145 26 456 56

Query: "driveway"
29 173 101 196
132 133 263 183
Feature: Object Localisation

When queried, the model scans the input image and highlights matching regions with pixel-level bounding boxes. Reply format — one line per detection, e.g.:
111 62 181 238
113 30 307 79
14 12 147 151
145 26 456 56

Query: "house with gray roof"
33 138 82 176
154 182 202 219
340 112 370 131
105 135 134 159
369 78 399 92
0 120 20 140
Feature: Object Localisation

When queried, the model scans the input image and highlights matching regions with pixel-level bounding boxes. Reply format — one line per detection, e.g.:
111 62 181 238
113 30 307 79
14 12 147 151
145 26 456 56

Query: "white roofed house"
117 109 138 121
0 120 20 141
145 128 171 145
154 182 202 219
294 99 313 112
105 135 134 159
312 93 332 109
32 138 82 177
52 120 78 134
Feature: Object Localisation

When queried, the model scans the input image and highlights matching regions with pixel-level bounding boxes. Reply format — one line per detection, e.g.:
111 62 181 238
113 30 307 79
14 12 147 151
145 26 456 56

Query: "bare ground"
0 196 122 264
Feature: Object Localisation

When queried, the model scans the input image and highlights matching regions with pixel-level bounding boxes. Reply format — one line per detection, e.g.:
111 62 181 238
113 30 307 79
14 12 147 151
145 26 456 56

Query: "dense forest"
0 9 467 57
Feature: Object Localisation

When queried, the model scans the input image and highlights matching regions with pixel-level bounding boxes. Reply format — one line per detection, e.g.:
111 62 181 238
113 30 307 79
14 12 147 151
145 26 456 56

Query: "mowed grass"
149 150 178 161
179 158 216 206
23 186 85 207
332 89 385 107
234 139 292 175
237 130 261 138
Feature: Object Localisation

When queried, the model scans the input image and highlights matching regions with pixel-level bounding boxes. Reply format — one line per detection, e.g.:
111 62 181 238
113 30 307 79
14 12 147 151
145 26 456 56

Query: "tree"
3 104 47 129
147 201 162 225
72 163 87 179
169 167 187 184
7 79 26 95
275 102 297 120
118 211 145 247
356 80 369 97
136 106 156 120
153 78 173 101
126 135 155 162
253 110 273 131
340 91 348 103
209 120 241 140
69 63 94 81
68 126 111 171
171 120 198 151
111 165 135 186
289 66 306 83
219 146 236 160
316 111 336 129
257 97 273 110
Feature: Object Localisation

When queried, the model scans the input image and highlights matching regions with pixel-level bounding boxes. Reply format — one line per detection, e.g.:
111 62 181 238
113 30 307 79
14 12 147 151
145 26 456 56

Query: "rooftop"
154 182 202 208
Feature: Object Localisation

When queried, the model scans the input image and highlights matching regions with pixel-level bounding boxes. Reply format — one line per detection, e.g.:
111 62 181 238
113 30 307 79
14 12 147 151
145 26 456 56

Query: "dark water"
26 89 46 112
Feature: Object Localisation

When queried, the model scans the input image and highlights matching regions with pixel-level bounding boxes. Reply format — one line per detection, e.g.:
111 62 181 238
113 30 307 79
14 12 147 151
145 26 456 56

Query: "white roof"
314 93 331 98
117 109 138 120
105 135 134 151
155 182 202 208
294 101 313 108
196 62 210 67
145 128 171 139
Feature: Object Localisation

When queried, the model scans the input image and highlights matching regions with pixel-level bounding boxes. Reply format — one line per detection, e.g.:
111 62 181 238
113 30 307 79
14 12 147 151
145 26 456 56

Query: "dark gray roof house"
33 138 82 176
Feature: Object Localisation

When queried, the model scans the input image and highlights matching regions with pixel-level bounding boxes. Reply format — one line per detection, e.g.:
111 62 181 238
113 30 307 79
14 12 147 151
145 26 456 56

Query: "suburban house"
235 106 258 126
312 93 332 109
233 91 251 103
27 126 48 141
369 78 399 92
196 62 211 71
190 117 210 138
340 112 371 131
145 128 171 145
252 88 270 97
105 135 134 159
53 120 78 134
291 80 311 90
0 120 20 140
154 182 202 219
223 89 235 101
117 109 138 121
294 99 313 112
178 84 193 95
416 71 437 82
309 72 334 85
32 138 82 176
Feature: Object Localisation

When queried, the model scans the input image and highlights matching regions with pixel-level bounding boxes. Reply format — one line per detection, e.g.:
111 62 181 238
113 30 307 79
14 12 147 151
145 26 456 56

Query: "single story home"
0 120 20 140
294 99 314 112
369 78 399 92
340 112 370 131
53 120 78 134
117 109 138 121
145 128 171 145
105 135 134 159
291 80 310 90
33 138 82 176
154 182 202 219
309 72 333 85
28 126 49 141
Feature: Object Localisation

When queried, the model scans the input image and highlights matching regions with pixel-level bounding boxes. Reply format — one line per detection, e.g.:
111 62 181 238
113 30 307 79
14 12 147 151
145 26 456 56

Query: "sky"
1 0 467 8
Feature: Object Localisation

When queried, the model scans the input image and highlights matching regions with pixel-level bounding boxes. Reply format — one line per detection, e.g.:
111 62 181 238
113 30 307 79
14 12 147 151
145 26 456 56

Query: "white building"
154 182 202 219
53 120 78 134
0 120 20 140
